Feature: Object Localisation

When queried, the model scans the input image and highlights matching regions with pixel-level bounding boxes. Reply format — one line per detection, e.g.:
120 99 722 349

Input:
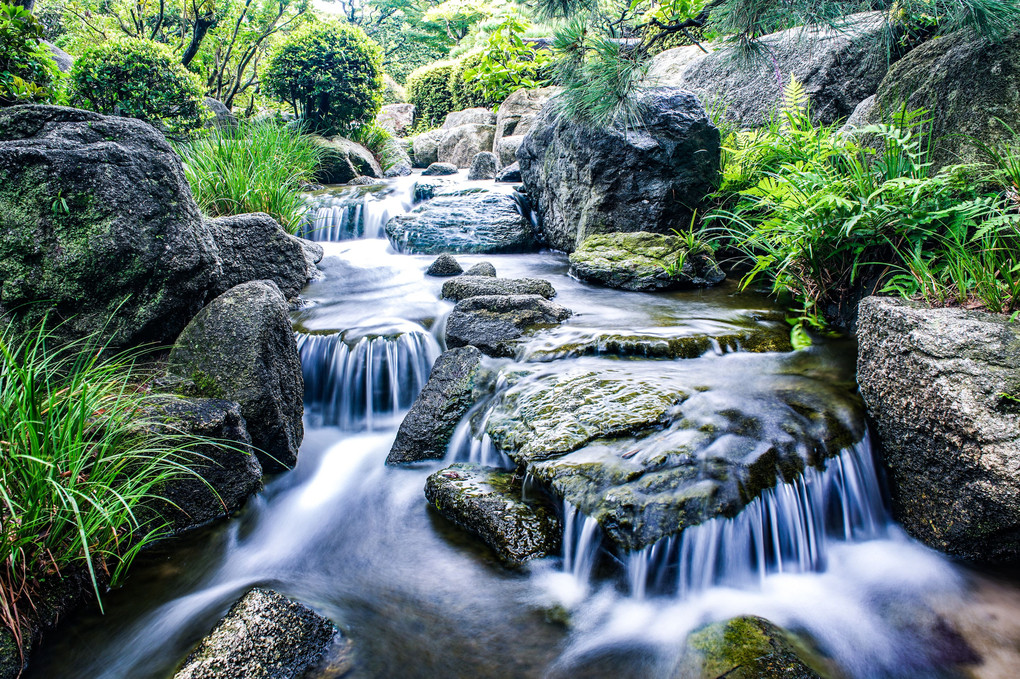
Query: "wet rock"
494 87 558 148
426 253 463 276
443 107 496 129
465 262 496 277
206 212 320 299
144 396 262 532
496 136 523 167
467 151 498 180
203 98 237 130
348 176 379 186
377 103 415 137
857 297 1020 562
385 189 536 255
422 162 458 176
495 162 522 183
169 281 304 473
446 294 572 358
411 129 445 168
569 232 725 292
174 588 345 679
384 163 412 178
865 29 1020 171
679 616 828 679
387 347 484 464
0 105 220 348
647 12 889 128
425 463 561 567
313 136 382 184
518 88 719 253
441 276 555 301
438 124 497 168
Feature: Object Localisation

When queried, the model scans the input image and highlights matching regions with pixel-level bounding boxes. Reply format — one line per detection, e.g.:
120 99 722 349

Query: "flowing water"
29 173 1020 678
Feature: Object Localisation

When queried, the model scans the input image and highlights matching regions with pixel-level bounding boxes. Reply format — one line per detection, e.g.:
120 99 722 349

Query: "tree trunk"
14 0 35 12
181 16 214 67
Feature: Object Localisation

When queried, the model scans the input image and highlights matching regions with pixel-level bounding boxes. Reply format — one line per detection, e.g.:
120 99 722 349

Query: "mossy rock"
569 232 725 292
681 616 833 678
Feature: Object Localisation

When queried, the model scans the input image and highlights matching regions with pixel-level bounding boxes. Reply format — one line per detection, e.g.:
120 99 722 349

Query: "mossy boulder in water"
569 232 725 292
425 253 463 276
169 281 304 473
424 463 561 567
441 275 556 301
387 347 484 464
465 262 496 277
680 616 829 679
446 294 572 358
312 135 383 184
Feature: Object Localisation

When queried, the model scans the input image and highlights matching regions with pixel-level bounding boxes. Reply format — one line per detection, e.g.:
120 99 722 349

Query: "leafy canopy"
0 1 60 106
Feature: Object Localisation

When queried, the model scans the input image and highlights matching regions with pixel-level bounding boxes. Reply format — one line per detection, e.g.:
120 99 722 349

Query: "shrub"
382 74 407 104
263 20 384 136
351 122 409 172
465 13 552 108
173 121 325 234
69 38 204 135
0 2 61 106
448 51 492 110
406 59 456 130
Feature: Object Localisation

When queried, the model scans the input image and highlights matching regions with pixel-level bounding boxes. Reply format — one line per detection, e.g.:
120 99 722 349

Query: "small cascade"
511 190 541 234
623 433 887 599
296 330 440 430
299 179 416 241
563 502 603 585
445 400 515 469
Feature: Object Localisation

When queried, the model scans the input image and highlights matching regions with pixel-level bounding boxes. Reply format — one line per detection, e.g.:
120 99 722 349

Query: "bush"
448 51 492 110
69 38 203 135
263 20 383 136
351 122 409 172
406 59 456 130
0 2 61 106
173 121 325 234
464 13 552 108
382 73 406 104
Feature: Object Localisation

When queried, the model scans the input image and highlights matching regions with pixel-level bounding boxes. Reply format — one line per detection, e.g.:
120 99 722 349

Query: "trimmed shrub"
448 51 493 110
406 59 456 130
264 20 383 135
0 2 61 106
382 73 407 104
69 38 203 134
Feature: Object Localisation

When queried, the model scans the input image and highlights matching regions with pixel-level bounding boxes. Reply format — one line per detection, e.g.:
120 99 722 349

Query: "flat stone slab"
445 294 572 358
441 276 555 301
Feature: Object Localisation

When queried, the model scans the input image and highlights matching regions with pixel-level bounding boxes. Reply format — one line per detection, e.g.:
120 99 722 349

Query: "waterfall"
445 400 515 469
299 179 416 242
563 502 603 585
296 330 440 430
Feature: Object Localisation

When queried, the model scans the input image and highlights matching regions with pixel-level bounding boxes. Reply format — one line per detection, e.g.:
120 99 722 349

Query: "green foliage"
0 322 213 652
173 121 325 233
406 59 457 130
69 37 203 134
350 121 407 171
465 12 551 107
382 73 407 104
263 19 383 135
0 2 61 106
449 51 491 109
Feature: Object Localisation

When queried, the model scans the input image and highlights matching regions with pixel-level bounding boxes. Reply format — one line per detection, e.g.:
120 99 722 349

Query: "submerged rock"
857 297 1020 562
465 262 497 277
518 88 719 253
169 281 304 473
441 276 555 301
385 190 536 255
467 151 498 180
569 232 725 291
424 463 561 567
679 616 828 679
446 294 572 358
174 588 346 679
422 162 458 176
387 347 484 464
426 253 463 276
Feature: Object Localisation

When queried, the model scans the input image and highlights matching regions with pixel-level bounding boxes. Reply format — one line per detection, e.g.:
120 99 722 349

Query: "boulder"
385 189 536 255
857 297 1020 562
568 232 725 292
44 41 74 73
647 12 890 127
442 107 496 129
169 281 304 473
412 129 445 168
445 294 572 358
377 103 415 136
422 161 458 176
494 87 558 146
313 136 383 184
205 213 320 298
518 88 719 253
203 97 237 130
425 253 463 277
837 94 876 135
441 276 555 301
465 262 496 277
865 29 1020 171
145 396 262 532
467 151 498 180
425 463 561 567
496 135 523 167
174 588 345 679
495 162 522 183
387 347 484 464
0 105 220 348
347 176 379 185
679 616 828 679
438 124 497 168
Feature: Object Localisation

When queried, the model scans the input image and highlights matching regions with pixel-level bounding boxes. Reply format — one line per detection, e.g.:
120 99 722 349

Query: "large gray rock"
441 276 555 301
443 107 496 129
865 29 1020 171
385 189 537 254
647 12 890 127
425 253 463 276
44 41 74 73
518 88 719 253
425 463 561 567
496 135 523 167
169 281 304 473
494 87 558 147
377 103 415 137
857 297 1020 562
445 294 572 358
203 97 237 130
422 161 458 176
387 347 484 464
412 129 445 168
468 151 498 180
313 136 383 184
206 212 320 298
568 232 725 291
438 123 497 168
174 588 345 679
0 105 220 348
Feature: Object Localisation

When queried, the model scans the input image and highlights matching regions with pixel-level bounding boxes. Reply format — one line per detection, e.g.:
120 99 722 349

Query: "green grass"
0 322 216 655
350 122 406 172
174 121 325 234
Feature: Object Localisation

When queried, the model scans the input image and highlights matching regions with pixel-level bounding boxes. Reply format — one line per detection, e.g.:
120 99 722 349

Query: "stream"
28 172 1020 679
